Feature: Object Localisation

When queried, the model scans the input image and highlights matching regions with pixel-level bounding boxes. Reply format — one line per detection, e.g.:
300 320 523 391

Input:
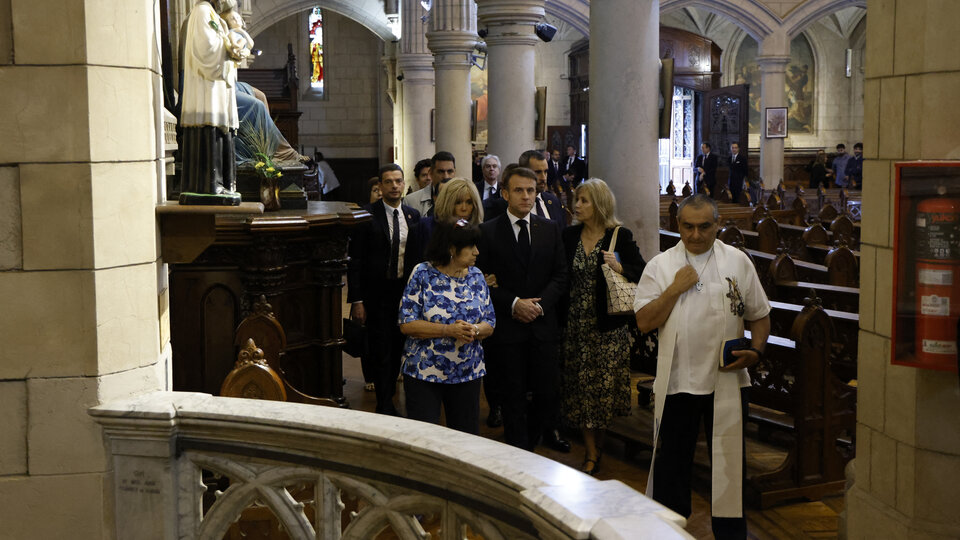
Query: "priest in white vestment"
634 194 770 540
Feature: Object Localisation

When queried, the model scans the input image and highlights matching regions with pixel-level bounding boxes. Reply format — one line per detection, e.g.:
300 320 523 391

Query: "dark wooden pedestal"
168 201 370 405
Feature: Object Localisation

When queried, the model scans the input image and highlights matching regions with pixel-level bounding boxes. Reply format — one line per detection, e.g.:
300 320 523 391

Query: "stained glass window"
308 7 324 94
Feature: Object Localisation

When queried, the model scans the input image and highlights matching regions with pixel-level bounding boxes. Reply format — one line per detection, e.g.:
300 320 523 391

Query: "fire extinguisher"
915 195 960 371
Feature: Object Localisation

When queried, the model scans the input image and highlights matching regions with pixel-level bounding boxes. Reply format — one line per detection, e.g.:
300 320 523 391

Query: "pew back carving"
756 217 781 254
747 295 856 507
220 338 287 401
227 295 340 407
824 242 859 287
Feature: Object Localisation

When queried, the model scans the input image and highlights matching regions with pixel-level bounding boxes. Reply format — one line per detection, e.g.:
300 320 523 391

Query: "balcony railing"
90 391 691 539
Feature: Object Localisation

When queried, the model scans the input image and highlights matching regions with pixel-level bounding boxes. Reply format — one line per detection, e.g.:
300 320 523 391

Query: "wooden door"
702 84 749 189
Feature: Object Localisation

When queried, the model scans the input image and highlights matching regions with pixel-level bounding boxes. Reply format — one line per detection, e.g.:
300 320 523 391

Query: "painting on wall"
470 65 488 145
734 34 815 135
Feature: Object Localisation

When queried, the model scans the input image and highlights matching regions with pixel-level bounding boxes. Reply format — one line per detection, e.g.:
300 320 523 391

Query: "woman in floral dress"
560 179 646 474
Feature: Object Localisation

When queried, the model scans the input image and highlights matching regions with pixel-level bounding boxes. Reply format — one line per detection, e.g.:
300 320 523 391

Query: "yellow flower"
266 167 275 173
255 162 265 169
276 172 282 178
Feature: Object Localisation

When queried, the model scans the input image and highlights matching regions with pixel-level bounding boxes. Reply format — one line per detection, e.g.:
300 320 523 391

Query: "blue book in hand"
722 337 751 367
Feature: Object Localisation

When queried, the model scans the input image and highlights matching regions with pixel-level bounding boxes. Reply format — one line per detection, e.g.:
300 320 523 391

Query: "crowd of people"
348 148 772 540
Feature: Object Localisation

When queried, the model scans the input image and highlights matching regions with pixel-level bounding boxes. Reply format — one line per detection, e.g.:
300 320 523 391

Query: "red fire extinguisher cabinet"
892 162 960 372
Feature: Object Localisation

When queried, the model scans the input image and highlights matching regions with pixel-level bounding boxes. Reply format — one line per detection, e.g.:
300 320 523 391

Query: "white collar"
506 208 529 224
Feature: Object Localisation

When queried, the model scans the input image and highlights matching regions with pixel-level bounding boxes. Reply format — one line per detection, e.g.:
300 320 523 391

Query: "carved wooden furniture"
746 294 856 508
169 201 370 406
221 338 287 402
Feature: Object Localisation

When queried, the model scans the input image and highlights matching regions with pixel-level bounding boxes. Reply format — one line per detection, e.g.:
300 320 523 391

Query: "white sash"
645 240 745 518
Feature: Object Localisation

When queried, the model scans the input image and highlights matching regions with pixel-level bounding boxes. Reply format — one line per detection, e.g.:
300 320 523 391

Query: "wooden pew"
746 295 856 508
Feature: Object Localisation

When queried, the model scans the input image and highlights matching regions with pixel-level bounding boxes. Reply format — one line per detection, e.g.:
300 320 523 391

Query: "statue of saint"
178 0 249 205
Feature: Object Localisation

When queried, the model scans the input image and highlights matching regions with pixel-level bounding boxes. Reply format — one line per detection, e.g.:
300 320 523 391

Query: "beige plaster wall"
253 9 383 159
0 0 167 535
846 1 960 538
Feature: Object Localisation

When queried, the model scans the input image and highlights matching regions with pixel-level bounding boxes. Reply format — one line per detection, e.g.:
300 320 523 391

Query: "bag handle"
608 226 621 252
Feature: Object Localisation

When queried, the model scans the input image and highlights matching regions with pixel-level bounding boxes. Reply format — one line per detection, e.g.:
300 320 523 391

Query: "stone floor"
340 356 845 540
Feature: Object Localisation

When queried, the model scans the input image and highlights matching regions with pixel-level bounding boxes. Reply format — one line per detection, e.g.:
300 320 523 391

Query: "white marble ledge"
91 391 589 492
522 480 691 539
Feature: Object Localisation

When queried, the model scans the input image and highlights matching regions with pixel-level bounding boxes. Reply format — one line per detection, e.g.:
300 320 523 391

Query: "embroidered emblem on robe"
725 277 745 317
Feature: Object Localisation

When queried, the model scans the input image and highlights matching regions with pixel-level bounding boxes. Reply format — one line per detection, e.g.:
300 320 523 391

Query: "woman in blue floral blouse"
399 220 495 434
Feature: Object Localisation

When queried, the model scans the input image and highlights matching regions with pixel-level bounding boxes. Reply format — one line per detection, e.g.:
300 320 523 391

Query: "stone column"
426 0 477 171
0 0 166 536
757 29 790 190
588 0 659 260
476 0 544 162
845 2 960 539
398 0 435 181
756 55 789 189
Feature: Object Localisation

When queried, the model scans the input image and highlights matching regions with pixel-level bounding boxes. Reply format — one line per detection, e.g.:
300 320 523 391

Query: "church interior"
1 0 960 538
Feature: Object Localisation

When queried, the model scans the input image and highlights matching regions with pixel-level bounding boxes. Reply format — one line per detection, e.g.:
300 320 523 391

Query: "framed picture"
764 107 788 139
535 86 547 141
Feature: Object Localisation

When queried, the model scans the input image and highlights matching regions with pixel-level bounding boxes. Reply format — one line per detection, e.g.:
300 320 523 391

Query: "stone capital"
426 30 478 68
397 52 435 75
756 55 791 73
476 0 545 27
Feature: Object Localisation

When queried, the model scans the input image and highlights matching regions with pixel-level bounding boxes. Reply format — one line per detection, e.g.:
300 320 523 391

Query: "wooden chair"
223 295 340 407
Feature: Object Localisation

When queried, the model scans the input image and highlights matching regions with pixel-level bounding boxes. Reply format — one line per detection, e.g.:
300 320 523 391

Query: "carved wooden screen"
703 84 749 189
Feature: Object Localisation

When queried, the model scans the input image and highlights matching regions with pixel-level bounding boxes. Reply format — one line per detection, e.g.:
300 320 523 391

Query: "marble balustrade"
90 391 691 539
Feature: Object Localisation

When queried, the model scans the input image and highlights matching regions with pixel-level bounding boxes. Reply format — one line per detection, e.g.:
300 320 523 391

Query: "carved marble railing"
90 392 692 540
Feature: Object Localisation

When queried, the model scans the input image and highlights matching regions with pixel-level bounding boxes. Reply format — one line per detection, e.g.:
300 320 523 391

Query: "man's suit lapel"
371 200 389 244
529 216 547 268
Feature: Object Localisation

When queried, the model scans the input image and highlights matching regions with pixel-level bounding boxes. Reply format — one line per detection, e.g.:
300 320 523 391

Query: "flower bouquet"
254 152 283 211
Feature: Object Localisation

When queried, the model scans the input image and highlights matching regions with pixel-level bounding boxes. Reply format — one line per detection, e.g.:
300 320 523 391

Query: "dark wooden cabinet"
169 202 369 405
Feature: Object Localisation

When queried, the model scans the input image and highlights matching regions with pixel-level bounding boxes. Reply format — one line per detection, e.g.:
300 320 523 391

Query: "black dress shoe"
486 405 503 428
543 429 571 453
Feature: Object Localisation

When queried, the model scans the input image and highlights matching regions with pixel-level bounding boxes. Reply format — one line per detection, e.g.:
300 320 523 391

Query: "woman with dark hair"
398 221 495 434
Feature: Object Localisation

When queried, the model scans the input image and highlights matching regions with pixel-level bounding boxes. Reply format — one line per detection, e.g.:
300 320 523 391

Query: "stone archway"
248 0 394 41
659 0 780 40
784 0 867 38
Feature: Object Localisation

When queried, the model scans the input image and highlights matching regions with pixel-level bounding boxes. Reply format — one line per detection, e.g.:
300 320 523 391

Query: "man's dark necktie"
536 197 548 219
389 208 400 278
489 186 496 199
517 219 531 262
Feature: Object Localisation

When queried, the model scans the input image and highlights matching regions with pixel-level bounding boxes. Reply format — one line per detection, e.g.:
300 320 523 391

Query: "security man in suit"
695 142 719 197
348 164 421 415
728 142 748 203
477 167 569 452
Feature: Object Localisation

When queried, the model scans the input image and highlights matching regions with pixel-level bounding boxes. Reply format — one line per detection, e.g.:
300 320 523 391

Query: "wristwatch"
749 347 763 358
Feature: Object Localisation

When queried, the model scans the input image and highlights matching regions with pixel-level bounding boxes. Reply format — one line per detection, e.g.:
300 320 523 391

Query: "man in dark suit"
348 164 421 415
695 142 719 197
560 144 586 187
520 149 566 226
474 154 501 202
477 167 570 452
547 148 563 190
728 142 748 203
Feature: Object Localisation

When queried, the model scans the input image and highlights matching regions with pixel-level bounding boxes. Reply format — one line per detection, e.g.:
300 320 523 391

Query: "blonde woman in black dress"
560 179 646 475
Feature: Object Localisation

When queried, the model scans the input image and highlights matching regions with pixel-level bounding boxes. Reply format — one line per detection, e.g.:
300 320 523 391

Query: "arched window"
308 7 324 95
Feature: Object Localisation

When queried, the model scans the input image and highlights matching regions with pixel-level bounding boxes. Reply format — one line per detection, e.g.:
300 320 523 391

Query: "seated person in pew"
635 194 771 540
